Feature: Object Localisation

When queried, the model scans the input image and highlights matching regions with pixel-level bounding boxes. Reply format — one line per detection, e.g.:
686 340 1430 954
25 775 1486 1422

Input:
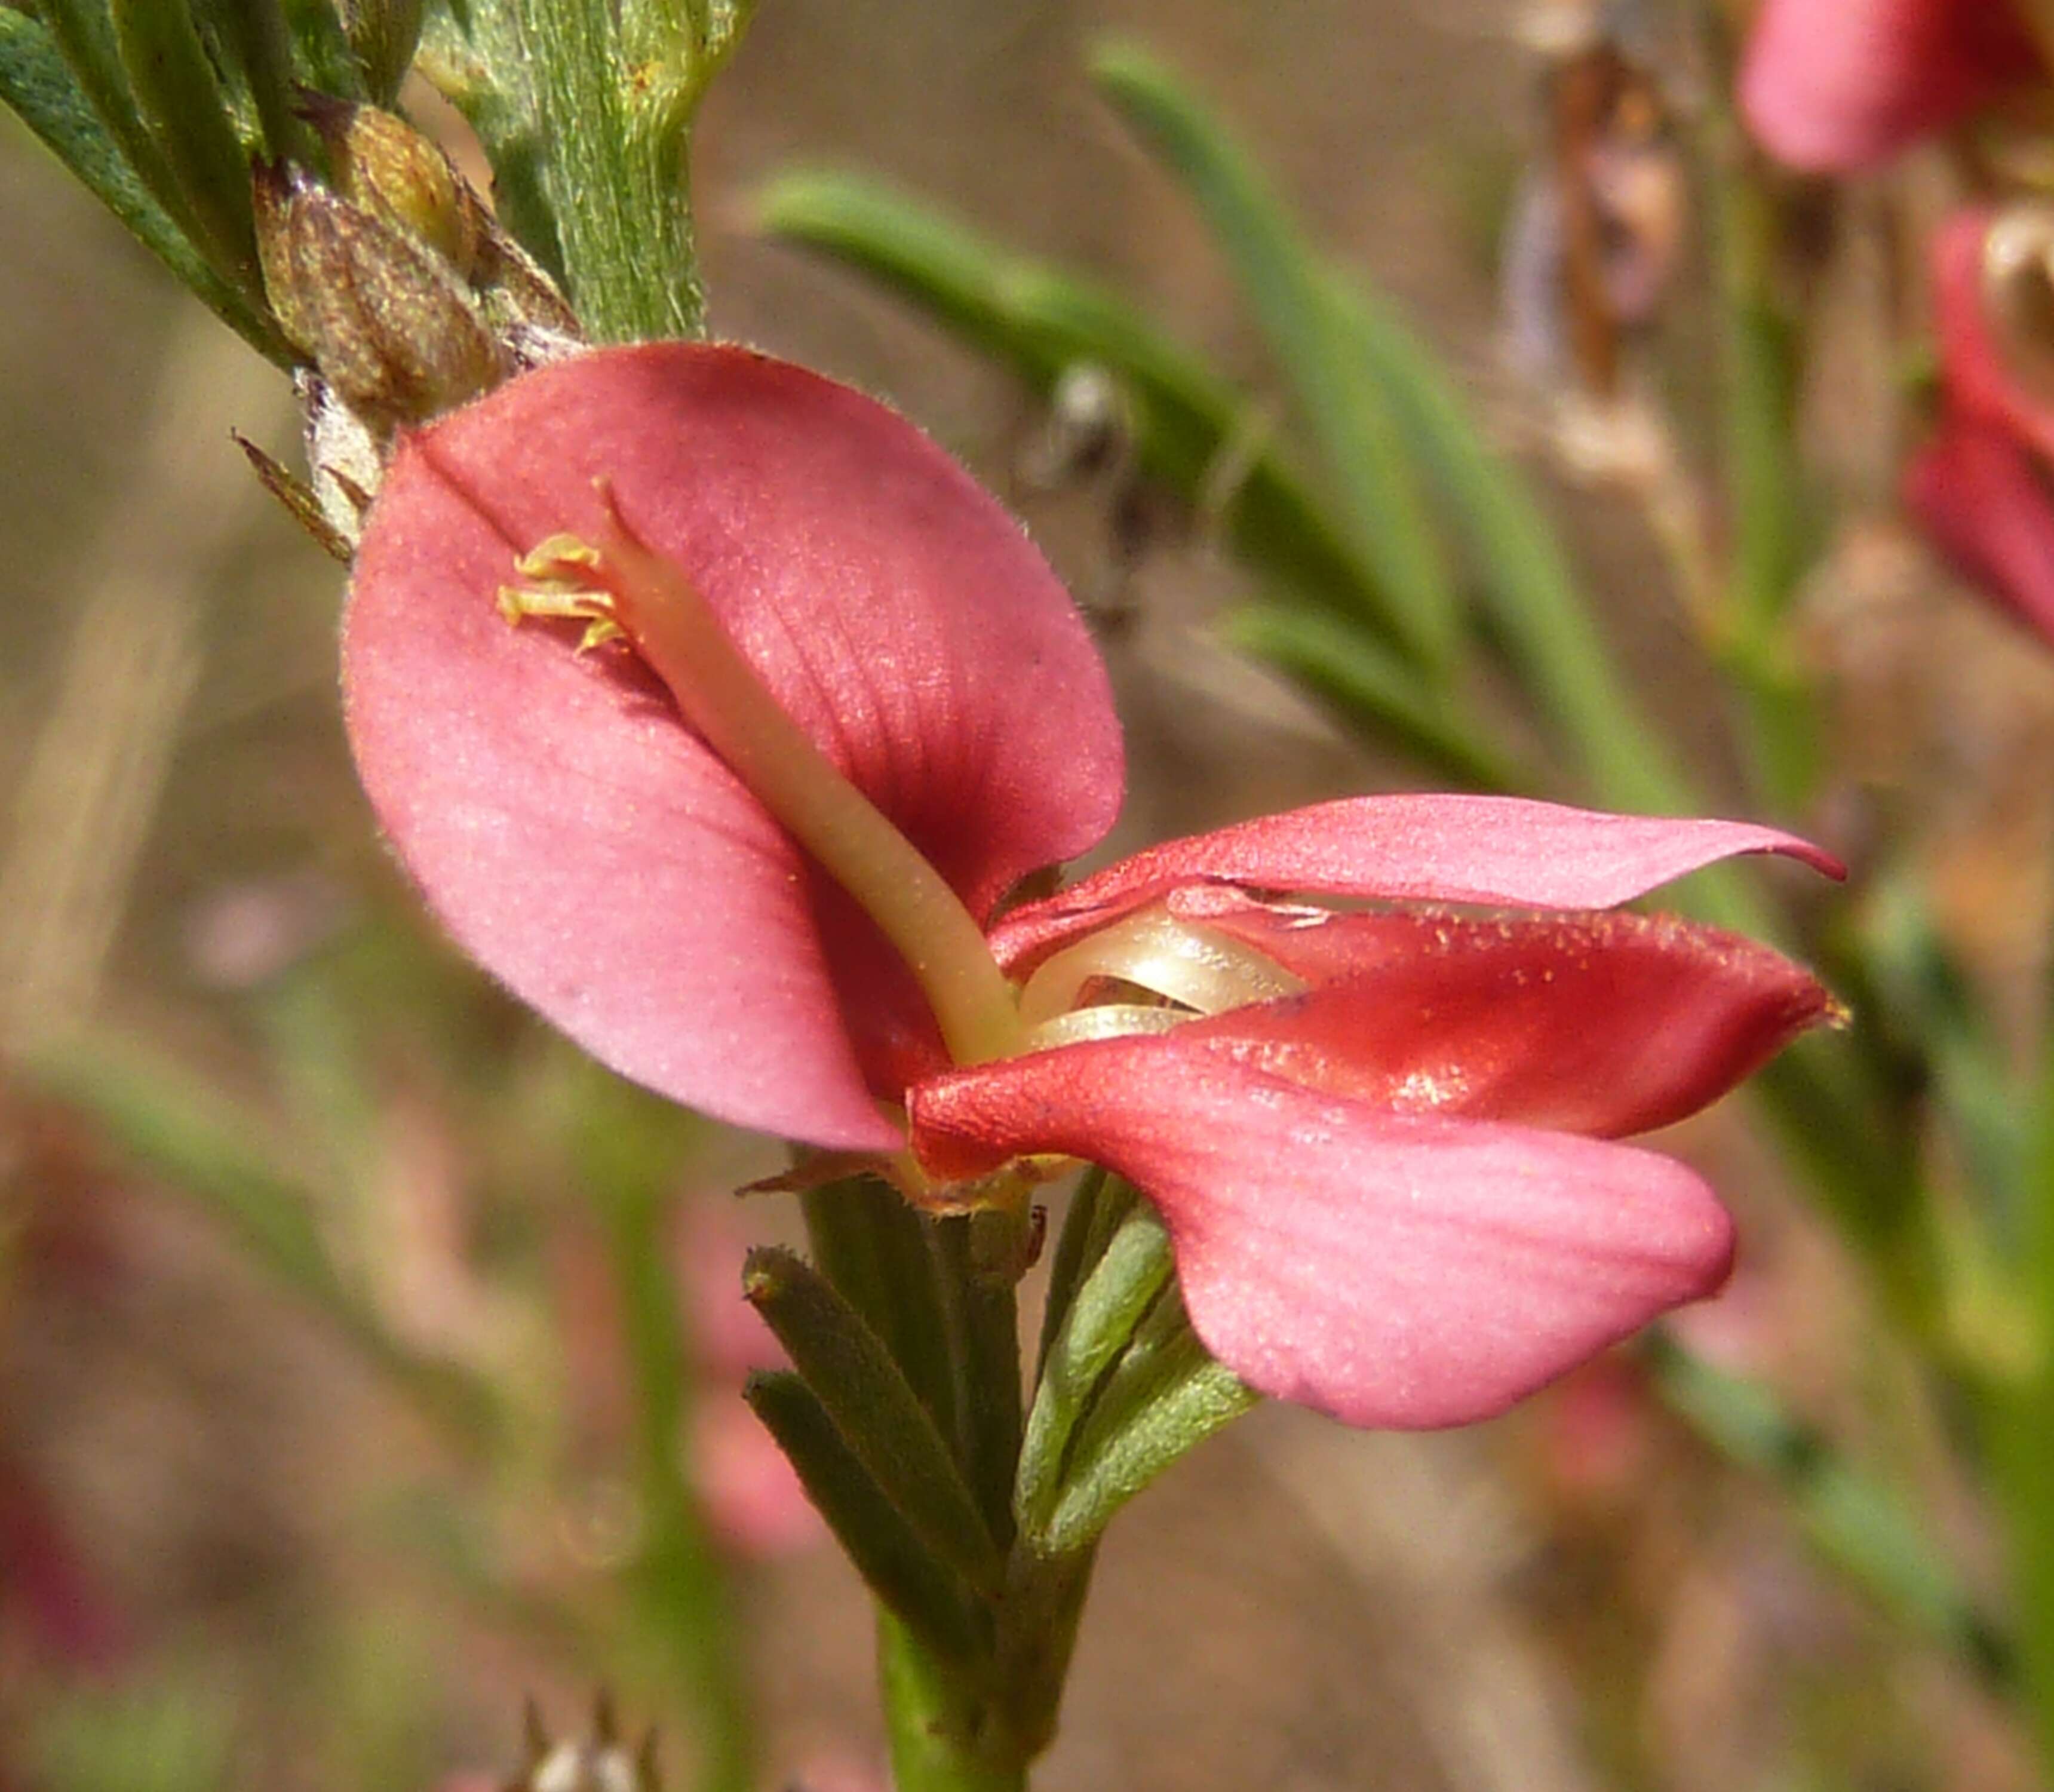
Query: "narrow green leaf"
1644 1330 2010 1686
802 1174 958 1440
36 0 202 231
109 0 265 300
747 1373 987 1667
199 0 312 162
283 0 368 99
1017 1202 1173 1534
1037 1325 1254 1555
1034 1167 1117 1376
1221 598 1527 792
1700 68 1818 812
576 1091 756 1792
1859 875 2021 1225
26 1035 339 1305
0 11 288 360
1331 279 1690 817
1987 1369 2054 1770
744 1246 1005 1594
754 169 1410 652
1091 40 1460 672
342 0 423 101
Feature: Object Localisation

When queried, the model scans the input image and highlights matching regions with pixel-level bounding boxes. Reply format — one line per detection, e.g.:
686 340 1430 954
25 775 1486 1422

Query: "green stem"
511 0 703 340
879 1613 1030 1792
593 1173 755 1792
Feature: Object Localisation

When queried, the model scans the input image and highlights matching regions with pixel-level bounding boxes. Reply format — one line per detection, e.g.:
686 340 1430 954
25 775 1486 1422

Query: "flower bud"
254 161 504 427
302 95 485 278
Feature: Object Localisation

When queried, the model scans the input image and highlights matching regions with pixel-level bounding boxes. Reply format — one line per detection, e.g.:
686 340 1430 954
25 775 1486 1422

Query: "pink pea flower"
345 343 1840 1432
1904 206 2054 643
1739 0 2043 172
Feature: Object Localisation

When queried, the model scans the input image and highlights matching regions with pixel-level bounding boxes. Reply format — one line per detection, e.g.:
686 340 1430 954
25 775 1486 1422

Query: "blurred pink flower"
345 343 1840 1432
1904 207 2054 642
1740 0 2043 171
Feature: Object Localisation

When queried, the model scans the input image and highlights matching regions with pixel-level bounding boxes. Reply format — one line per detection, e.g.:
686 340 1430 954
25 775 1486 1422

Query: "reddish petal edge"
988 796 1842 974
910 1034 1734 1429
1905 410 2054 646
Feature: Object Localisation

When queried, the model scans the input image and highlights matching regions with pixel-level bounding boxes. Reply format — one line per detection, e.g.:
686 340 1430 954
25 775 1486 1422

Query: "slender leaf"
36 0 201 232
0 11 288 359
200 0 314 162
20 1033 495 1443
747 1373 987 1668
1017 1203 1172 1533
109 0 264 299
803 1174 958 1438
1036 1324 1254 1555
343 0 423 100
283 0 367 97
755 168 1410 652
1333 279 1690 816
1645 1329 2010 1686
1092 40 1459 672
1034 1167 1117 1376
1222 597 1526 791
928 1212 1023 1550
744 1247 1005 1594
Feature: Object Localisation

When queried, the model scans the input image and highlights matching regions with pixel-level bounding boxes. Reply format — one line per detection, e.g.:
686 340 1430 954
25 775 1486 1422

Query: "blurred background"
2 1 2048 1787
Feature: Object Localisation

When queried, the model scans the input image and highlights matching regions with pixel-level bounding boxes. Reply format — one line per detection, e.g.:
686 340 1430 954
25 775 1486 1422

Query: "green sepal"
754 168 1407 650
1015 1201 1173 1536
744 1246 1005 1595
745 1371 988 1669
1091 39 1460 674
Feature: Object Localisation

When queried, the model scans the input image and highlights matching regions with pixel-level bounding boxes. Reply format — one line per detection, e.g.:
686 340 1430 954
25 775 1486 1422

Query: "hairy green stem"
879 1614 1030 1792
